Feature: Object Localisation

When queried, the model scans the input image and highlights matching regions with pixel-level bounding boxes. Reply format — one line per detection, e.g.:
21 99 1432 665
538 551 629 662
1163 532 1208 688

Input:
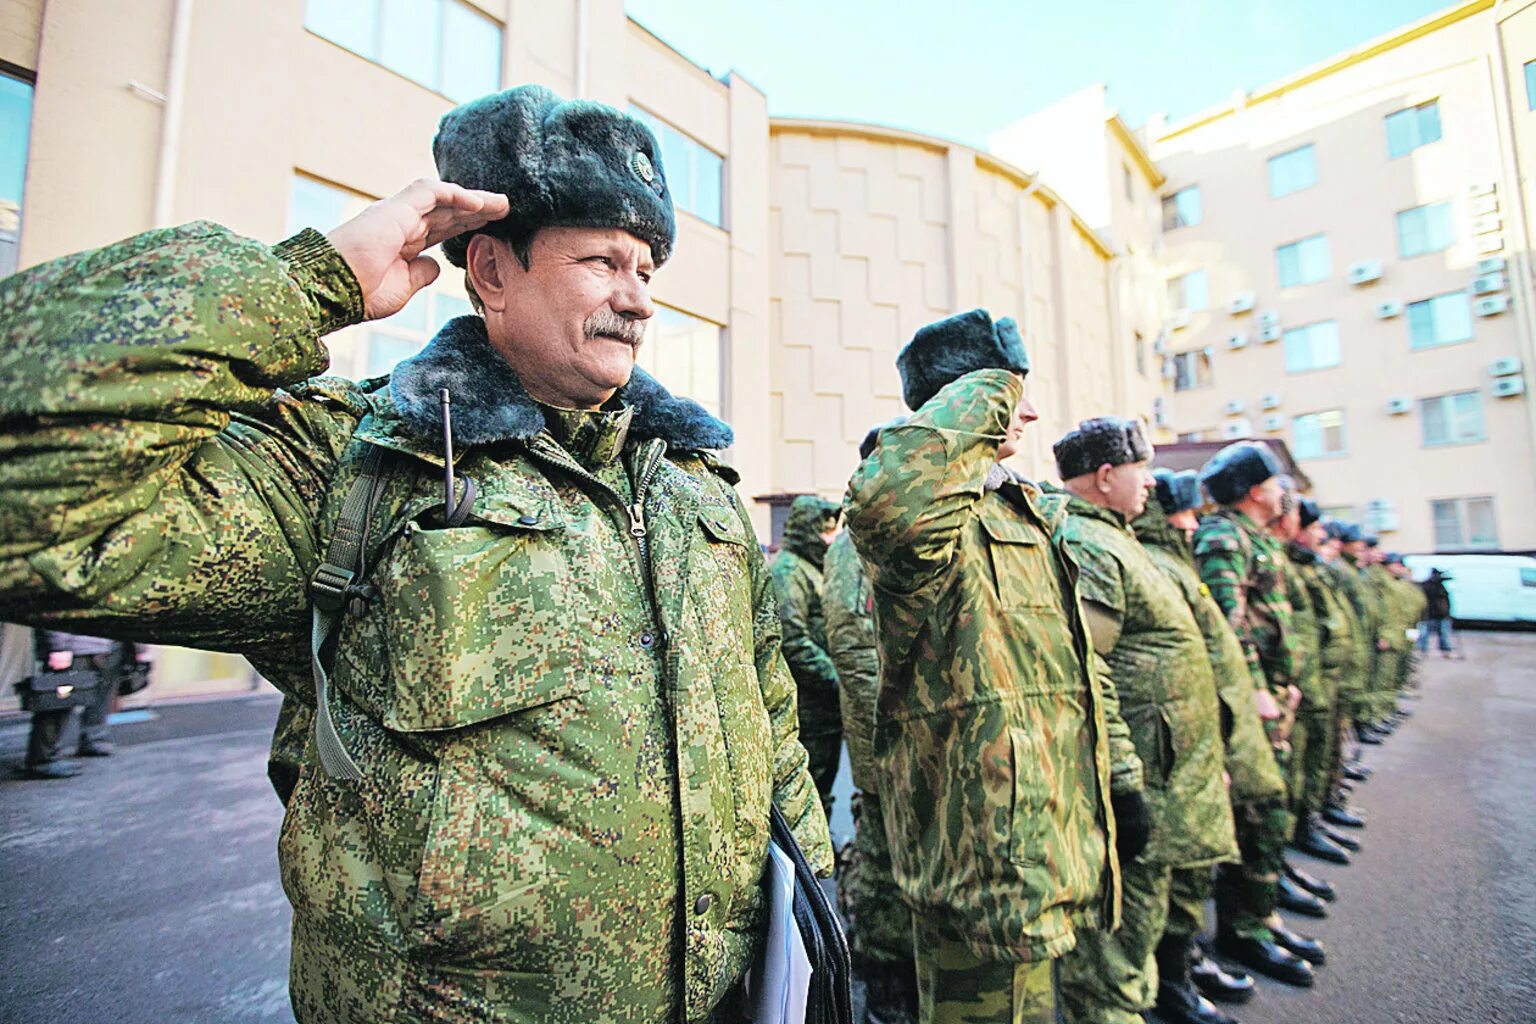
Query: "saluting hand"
325 178 509 321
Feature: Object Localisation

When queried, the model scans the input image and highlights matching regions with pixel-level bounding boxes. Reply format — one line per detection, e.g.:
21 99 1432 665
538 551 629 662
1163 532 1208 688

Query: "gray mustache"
584 309 647 346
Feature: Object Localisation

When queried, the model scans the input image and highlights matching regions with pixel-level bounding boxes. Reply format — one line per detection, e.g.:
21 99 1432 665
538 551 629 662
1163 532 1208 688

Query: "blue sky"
625 0 1454 147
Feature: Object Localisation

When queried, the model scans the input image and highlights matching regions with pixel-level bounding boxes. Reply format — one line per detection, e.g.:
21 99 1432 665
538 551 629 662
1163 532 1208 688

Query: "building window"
1170 349 1213 392
1396 201 1455 258
1176 431 1206 443
1432 497 1498 551
1420 391 1486 447
0 68 33 278
1292 409 1346 459
1161 186 1202 230
1526 59 1536 110
1276 233 1330 287
1268 144 1316 198
1321 503 1355 523
1167 269 1209 312
1407 291 1474 349
634 305 724 417
306 0 502 103
1282 320 1341 373
1386 99 1442 159
1134 331 1147 377
630 105 724 228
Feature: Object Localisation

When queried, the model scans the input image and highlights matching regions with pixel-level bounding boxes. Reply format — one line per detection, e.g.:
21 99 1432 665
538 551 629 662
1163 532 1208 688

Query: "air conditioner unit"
1260 391 1282 410
1364 498 1400 533
1227 292 1257 314
1376 300 1405 319
1347 259 1383 285
1169 310 1192 330
1202 345 1216 358
1161 358 1177 381
1490 357 1523 377
1468 180 1497 197
1226 334 1249 350
1491 376 1527 398
1385 397 1412 415
1475 234 1505 255
1222 398 1246 416
1472 213 1504 235
1475 294 1510 317
1152 332 1169 355
1220 418 1252 440
1477 256 1508 275
1258 324 1282 343
1471 194 1500 217
1256 310 1279 330
1261 413 1284 432
1473 271 1506 295
1153 398 1170 428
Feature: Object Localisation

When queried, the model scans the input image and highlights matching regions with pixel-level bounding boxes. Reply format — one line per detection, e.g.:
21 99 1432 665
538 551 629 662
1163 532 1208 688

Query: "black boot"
1291 814 1351 864
1357 724 1385 745
1323 802 1366 829
1269 921 1326 965
1276 874 1328 918
1343 762 1373 781
1214 933 1315 987
1190 951 1255 1004
1318 821 1361 852
862 958 918 1024
1285 862 1337 902
1155 979 1240 1024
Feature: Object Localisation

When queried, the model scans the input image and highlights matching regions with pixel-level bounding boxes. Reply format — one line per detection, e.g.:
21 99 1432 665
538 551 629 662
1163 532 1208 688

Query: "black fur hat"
1298 497 1322 527
1053 417 1153 480
896 309 1029 411
1199 441 1283 506
434 84 676 268
1153 468 1201 514
1326 520 1363 543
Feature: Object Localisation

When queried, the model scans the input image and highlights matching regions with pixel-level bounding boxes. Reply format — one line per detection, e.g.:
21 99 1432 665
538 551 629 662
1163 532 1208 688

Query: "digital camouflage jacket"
1276 546 1325 708
1288 543 1358 691
846 368 1142 964
1058 497 1236 869
1132 511 1286 805
823 530 879 792
770 495 843 739
1194 509 1297 698
0 223 832 1024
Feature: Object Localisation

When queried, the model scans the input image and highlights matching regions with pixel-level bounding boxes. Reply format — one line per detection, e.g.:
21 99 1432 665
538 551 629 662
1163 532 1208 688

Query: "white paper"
749 841 813 1024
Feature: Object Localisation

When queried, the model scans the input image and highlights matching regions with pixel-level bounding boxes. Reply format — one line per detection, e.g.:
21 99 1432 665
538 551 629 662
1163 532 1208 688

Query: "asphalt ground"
1 632 1533 1023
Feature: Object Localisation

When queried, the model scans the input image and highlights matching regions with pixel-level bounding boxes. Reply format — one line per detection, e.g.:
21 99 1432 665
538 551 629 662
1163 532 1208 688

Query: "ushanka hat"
1053 417 1153 480
896 309 1029 411
1153 468 1202 515
1298 497 1322 528
434 84 676 268
1199 441 1283 506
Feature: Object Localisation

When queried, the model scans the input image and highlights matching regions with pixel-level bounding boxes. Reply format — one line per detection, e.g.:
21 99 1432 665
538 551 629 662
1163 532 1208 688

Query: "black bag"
16 668 100 713
118 661 151 697
769 803 854 1024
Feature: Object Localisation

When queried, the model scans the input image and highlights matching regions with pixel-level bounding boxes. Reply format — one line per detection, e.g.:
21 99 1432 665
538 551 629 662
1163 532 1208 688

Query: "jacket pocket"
980 515 1056 610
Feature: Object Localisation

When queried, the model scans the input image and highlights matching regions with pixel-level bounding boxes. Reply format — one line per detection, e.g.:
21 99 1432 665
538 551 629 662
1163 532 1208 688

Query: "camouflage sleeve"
845 368 1021 596
1090 649 1145 794
771 560 839 686
1194 524 1263 688
0 222 364 679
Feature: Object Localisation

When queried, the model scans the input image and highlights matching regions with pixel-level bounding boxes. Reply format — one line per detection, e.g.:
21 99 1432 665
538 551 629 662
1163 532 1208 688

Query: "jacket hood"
780 495 840 567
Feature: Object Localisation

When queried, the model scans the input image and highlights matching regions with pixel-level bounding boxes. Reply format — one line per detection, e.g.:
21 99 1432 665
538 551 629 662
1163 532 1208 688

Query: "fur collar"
389 314 733 451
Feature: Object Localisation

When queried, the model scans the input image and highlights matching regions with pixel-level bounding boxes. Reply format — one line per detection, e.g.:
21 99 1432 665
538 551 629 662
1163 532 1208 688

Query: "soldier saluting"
0 85 831 1022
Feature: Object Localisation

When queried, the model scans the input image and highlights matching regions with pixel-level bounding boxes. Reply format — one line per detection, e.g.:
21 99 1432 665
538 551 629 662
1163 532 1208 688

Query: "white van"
1402 553 1536 625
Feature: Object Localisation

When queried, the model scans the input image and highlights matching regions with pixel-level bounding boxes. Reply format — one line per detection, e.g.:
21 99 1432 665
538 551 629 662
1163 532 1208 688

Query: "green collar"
539 402 634 469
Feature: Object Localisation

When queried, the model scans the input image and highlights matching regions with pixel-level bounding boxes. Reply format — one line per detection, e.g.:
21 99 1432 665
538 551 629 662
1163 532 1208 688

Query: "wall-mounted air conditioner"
1161 358 1178 381
1491 376 1526 398
1490 357 1523 377
1475 295 1510 317
1260 392 1282 410
1227 334 1249 350
1472 214 1503 235
1364 498 1400 533
1153 398 1170 428
1256 310 1279 330
1220 419 1252 440
1261 414 1284 432
1474 235 1505 255
1152 332 1169 355
1471 194 1500 217
1169 310 1192 330
1227 293 1256 315
1347 259 1383 285
1222 399 1246 416
1477 256 1507 275
1258 324 1282 342
1468 180 1497 197
1375 301 1404 319
1473 272 1506 295
1384 397 1412 415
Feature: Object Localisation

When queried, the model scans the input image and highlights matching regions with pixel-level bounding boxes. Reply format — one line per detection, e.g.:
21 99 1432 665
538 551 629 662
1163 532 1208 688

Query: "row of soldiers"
768 308 1428 1024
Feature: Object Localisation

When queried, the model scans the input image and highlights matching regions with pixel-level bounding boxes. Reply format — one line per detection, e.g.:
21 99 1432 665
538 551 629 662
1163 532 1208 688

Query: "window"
634 305 724 416
1176 431 1206 443
1167 269 1209 312
1408 291 1474 349
1386 100 1442 159
1134 330 1146 377
1321 503 1355 523
1527 59 1536 111
1268 144 1316 198
306 0 501 103
0 69 32 277
1396 201 1454 258
1521 567 1536 587
1282 320 1341 373
1161 186 1202 230
1420 391 1486 446
1276 234 1330 287
1292 409 1346 459
1431 497 1497 551
1171 349 1213 392
630 105 724 228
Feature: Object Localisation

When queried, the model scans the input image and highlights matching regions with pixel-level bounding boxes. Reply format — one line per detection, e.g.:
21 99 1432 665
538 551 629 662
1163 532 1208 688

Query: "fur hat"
859 417 906 460
434 84 676 268
1298 497 1322 528
1326 520 1363 544
896 309 1029 411
1199 441 1283 506
1365 534 1381 547
1052 417 1153 480
1153 468 1202 515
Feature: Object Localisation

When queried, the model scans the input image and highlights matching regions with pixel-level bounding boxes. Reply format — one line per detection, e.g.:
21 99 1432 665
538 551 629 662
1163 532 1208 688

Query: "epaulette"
695 450 741 485
283 375 372 418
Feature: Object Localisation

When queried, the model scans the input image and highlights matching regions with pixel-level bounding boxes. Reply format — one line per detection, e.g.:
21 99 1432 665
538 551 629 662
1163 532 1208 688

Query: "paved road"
2 633 1533 1023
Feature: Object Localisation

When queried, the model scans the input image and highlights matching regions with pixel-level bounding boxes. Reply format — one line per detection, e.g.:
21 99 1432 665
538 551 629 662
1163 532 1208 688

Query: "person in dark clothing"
25 631 144 779
1417 570 1458 657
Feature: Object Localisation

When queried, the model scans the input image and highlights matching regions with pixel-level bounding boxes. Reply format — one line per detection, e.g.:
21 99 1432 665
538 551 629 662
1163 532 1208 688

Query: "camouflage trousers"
1366 649 1405 723
800 729 843 818
913 924 1056 1024
1057 856 1169 1024
1289 696 1337 817
1163 866 1212 949
1214 799 1291 942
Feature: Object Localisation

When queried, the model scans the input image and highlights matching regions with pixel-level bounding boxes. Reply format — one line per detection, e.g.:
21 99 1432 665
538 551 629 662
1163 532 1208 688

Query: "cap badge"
631 150 655 184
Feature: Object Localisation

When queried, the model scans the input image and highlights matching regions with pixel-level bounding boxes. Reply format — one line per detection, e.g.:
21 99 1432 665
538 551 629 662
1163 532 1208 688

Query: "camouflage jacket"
1368 565 1417 651
1328 557 1375 697
1194 509 1297 696
823 530 880 792
1276 546 1325 707
1132 512 1287 805
0 224 831 1024
1288 543 1358 683
1058 497 1236 868
845 368 1141 964
770 496 843 737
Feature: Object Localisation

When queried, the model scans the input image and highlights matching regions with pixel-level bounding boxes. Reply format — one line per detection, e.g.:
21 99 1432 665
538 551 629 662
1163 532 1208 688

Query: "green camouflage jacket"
1132 511 1287 805
1328 557 1375 700
1276 546 1325 707
1367 565 1416 652
770 496 843 738
1194 509 1297 697
1058 497 1236 868
1288 543 1358 684
845 368 1142 964
0 223 832 1024
823 530 880 792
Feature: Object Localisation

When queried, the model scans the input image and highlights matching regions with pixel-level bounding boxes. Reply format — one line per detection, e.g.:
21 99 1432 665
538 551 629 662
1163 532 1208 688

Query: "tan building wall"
1152 0 1536 553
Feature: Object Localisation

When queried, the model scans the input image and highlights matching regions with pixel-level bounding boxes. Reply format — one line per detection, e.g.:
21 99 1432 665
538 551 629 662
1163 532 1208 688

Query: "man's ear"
1095 463 1115 495
467 235 509 314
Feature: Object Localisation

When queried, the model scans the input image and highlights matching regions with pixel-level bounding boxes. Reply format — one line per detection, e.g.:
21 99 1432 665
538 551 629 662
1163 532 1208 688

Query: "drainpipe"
152 0 193 228
575 0 589 98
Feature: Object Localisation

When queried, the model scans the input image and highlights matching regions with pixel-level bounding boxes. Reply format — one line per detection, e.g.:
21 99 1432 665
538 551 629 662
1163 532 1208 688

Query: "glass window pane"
1431 500 1462 547
1183 269 1208 311
289 175 362 235
1320 409 1345 453
635 305 723 416
694 146 723 226
379 0 441 90
1451 391 1484 441
1397 202 1454 258
1293 414 1320 458
441 0 502 102
0 72 33 278
1433 293 1473 344
390 287 431 332
1387 100 1440 158
1527 60 1536 111
1268 145 1316 198
307 0 380 58
1467 498 1497 547
433 293 474 330
1419 100 1443 147
1420 396 1447 444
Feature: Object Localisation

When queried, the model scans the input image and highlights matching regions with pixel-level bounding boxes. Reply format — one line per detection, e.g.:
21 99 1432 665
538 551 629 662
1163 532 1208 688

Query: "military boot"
1318 820 1361 852
1323 801 1366 829
1268 920 1326 966
1291 814 1350 865
1190 950 1255 1005
1276 874 1327 918
1213 932 1315 988
1284 861 1337 902
1156 936 1242 1024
